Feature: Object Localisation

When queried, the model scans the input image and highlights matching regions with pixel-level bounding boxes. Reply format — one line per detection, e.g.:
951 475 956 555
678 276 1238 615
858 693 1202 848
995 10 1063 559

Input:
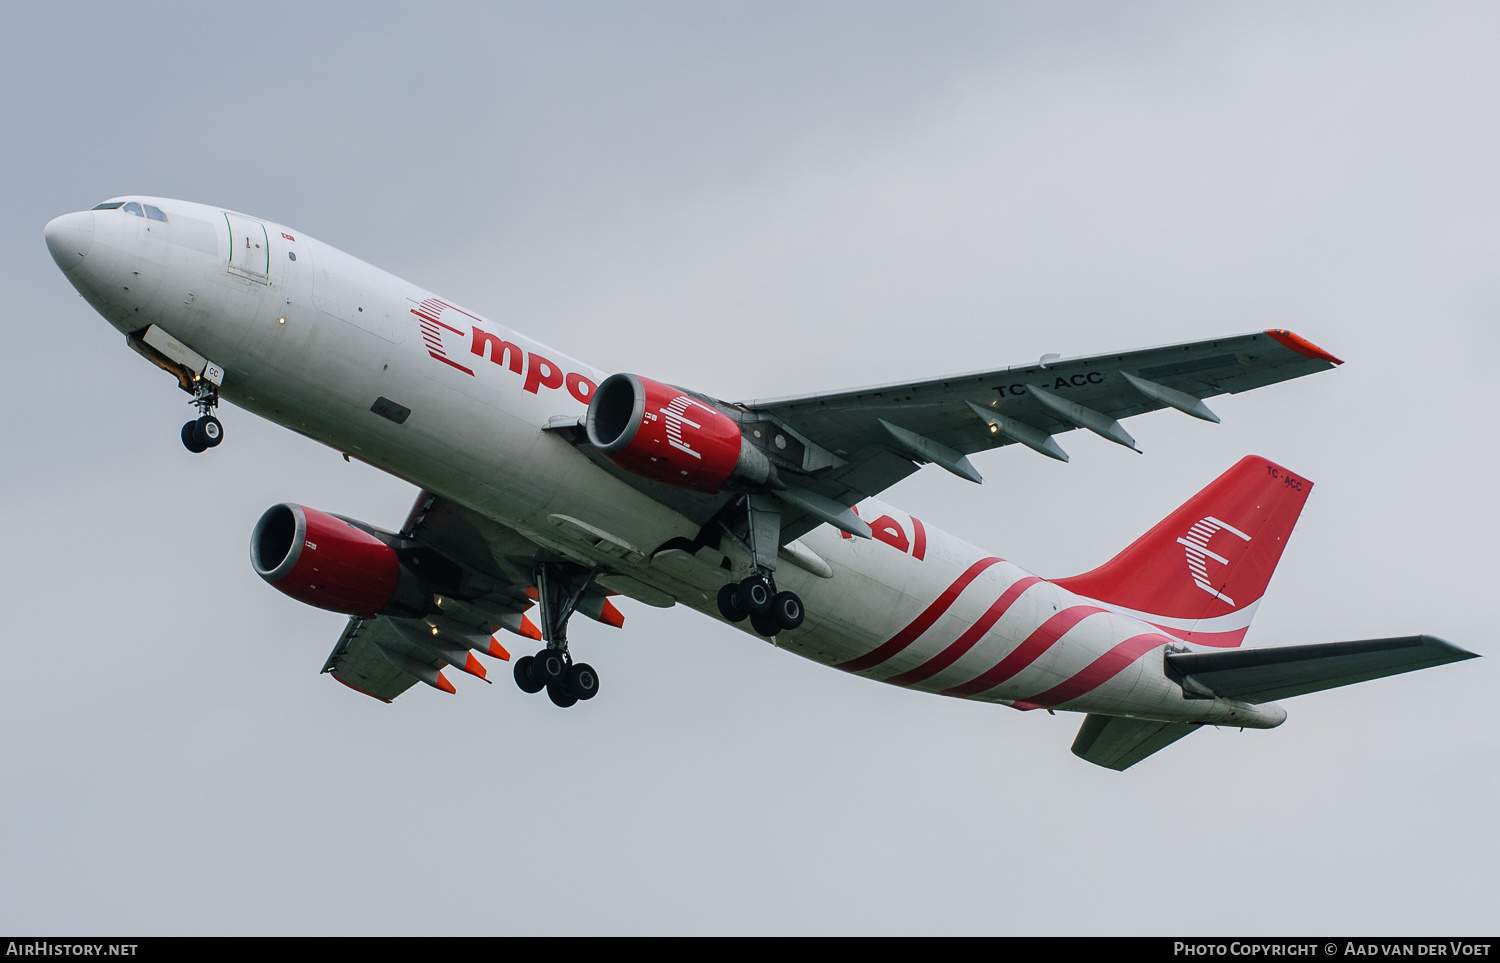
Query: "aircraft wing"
1068 635 1477 770
321 615 431 702
318 490 544 701
738 329 1340 538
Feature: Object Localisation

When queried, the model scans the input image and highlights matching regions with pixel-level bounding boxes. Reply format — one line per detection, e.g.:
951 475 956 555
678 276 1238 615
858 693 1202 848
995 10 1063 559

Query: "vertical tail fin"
1054 455 1312 647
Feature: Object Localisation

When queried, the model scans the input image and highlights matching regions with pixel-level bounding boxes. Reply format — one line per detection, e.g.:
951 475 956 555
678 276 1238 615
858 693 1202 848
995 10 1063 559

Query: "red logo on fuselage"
841 505 928 560
414 298 598 404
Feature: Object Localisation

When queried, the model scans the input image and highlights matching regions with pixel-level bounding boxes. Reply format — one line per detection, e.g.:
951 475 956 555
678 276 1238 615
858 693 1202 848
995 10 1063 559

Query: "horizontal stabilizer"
1166 635 1478 704
1072 714 1201 771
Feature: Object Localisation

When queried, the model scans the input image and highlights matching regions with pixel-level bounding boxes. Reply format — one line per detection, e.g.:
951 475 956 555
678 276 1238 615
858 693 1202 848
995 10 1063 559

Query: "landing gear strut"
181 380 224 453
511 561 601 708
714 494 804 638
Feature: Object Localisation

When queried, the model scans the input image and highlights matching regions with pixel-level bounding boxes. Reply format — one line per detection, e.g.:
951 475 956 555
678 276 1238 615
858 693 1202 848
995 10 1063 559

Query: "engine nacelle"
250 503 426 618
585 373 774 493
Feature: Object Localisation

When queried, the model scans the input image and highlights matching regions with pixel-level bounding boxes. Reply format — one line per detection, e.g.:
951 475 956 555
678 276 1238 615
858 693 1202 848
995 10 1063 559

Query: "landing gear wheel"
181 420 208 453
771 591 804 631
738 574 775 615
196 415 224 448
566 662 599 701
513 655 545 694
750 610 781 638
528 648 569 688
717 583 749 623
547 683 579 708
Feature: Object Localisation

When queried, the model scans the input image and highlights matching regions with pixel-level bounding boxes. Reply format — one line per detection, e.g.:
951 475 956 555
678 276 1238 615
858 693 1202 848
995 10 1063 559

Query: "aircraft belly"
762 517 1013 673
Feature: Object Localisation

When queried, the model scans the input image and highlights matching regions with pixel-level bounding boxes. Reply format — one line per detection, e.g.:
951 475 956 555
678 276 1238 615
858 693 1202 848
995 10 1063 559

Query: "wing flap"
321 617 425 703
312 490 547 702
1166 635 1479 704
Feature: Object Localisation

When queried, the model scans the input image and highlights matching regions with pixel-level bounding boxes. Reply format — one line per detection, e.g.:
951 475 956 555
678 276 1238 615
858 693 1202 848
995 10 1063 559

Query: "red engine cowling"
251 504 412 617
585 373 774 493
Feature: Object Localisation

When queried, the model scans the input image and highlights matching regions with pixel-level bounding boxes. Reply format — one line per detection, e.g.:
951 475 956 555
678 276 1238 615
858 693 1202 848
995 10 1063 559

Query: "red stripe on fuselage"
1097 610 1246 649
883 576 1043 688
941 604 1109 698
1018 632 1171 708
1153 625 1246 648
833 556 1003 674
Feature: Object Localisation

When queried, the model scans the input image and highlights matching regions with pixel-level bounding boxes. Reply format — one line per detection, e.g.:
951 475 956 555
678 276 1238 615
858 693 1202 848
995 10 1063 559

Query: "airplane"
43 195 1477 770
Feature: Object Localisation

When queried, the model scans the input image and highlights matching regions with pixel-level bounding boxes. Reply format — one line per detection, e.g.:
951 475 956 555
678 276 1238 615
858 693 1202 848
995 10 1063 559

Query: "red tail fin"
1054 455 1312 647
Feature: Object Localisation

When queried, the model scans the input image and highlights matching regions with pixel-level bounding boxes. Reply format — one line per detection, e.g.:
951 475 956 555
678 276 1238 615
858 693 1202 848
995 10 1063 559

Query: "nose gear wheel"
181 382 225 453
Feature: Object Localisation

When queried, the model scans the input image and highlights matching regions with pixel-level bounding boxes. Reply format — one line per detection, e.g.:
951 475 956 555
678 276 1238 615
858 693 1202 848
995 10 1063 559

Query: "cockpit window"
91 200 164 220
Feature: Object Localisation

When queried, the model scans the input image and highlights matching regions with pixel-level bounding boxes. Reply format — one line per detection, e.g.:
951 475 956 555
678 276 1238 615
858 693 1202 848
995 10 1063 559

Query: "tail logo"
1177 516 1251 606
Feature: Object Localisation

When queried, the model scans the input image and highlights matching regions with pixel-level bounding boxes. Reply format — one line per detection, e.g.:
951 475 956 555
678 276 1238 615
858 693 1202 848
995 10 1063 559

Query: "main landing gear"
714 494 804 639
181 380 224 454
511 561 601 708
717 576 804 637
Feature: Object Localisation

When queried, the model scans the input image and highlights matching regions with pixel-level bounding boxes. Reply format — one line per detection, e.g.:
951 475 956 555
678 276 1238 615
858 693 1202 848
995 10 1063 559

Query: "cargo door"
225 212 270 282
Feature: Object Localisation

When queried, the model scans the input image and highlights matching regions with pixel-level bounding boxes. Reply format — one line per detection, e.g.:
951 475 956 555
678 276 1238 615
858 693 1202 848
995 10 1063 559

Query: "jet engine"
585 373 775 493
250 503 428 618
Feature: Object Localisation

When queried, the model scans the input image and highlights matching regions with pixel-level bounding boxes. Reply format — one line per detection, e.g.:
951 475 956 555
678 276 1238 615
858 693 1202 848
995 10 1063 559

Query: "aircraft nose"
44 211 95 273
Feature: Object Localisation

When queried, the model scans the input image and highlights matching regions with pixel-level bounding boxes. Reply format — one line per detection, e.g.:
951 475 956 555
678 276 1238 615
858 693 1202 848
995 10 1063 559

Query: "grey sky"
3 2 1495 934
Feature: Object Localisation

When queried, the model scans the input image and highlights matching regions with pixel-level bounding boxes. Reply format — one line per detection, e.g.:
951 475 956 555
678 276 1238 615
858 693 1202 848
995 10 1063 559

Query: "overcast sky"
3 2 1496 935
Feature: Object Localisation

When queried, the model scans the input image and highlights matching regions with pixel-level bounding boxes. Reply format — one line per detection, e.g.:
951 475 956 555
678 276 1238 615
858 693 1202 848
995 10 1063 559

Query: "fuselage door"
225 212 270 282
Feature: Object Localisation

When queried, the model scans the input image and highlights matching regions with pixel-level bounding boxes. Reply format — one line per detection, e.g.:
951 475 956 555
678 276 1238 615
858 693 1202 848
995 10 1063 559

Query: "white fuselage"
48 197 1283 729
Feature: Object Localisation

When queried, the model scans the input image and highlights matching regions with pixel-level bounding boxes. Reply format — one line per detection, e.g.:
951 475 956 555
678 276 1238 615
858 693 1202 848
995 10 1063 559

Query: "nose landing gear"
181 380 224 453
